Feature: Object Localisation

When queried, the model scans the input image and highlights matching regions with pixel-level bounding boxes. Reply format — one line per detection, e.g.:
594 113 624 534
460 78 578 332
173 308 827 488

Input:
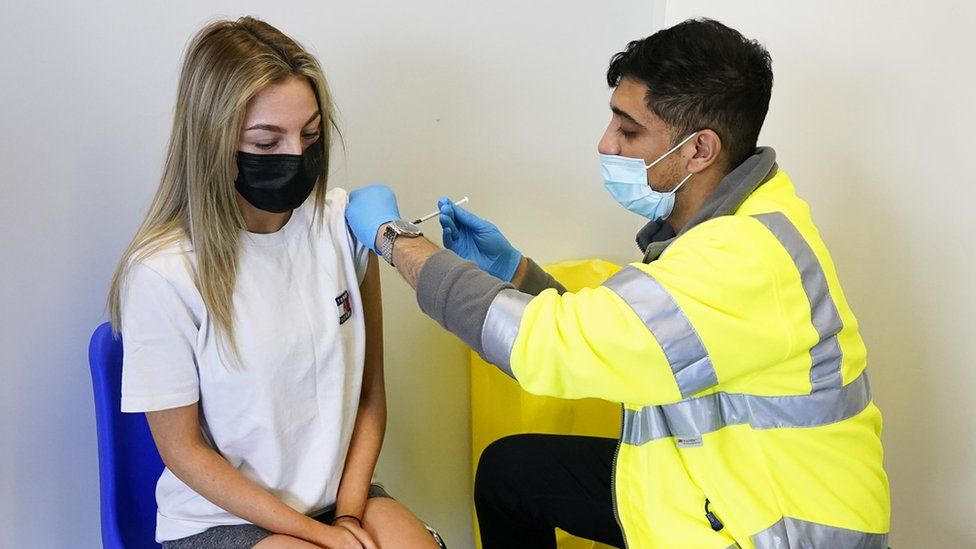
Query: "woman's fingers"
337 522 377 549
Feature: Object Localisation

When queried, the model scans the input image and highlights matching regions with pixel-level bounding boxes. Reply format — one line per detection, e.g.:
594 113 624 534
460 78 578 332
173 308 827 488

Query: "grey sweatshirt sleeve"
516 257 567 296
416 250 515 358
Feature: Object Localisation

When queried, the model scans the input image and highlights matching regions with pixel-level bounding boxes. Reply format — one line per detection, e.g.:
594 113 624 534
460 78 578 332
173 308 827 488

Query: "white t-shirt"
120 188 371 542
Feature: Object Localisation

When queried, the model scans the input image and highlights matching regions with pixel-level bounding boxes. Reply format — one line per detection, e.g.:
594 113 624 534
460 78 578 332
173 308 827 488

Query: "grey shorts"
163 484 412 549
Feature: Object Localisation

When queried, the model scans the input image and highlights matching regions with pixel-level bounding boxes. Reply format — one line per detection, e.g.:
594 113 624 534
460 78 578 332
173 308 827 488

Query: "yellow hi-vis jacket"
479 170 890 548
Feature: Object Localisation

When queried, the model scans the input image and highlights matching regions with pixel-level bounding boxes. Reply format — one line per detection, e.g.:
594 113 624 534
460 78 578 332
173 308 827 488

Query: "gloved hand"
346 184 401 254
438 197 522 282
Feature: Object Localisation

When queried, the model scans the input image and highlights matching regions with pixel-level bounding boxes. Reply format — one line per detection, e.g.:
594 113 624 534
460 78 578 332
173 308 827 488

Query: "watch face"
390 219 422 236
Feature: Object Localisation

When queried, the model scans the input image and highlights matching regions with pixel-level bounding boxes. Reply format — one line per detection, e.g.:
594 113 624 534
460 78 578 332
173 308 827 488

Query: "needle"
412 196 469 224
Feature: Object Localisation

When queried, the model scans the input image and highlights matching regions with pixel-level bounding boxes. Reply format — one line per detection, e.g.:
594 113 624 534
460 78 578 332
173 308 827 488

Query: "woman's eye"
255 142 276 151
302 132 321 140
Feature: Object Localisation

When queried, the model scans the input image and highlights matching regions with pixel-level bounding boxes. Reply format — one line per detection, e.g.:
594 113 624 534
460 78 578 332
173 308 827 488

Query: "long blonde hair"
108 16 338 349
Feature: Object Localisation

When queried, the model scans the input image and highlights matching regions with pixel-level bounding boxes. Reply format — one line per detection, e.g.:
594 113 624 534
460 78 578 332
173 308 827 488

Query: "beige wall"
664 1 976 546
0 1 659 547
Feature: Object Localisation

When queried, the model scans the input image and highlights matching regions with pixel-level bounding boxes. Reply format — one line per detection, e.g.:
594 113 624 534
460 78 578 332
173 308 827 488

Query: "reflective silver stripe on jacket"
621 369 872 445
603 267 718 397
753 212 844 392
615 211 860 446
480 289 533 378
751 516 888 549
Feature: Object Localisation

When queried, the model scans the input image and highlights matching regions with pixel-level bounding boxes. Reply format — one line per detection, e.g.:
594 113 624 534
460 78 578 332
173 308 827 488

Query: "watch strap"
380 221 423 267
381 225 397 266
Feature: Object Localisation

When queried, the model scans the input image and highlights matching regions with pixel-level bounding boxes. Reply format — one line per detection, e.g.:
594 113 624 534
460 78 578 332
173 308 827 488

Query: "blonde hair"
108 16 338 350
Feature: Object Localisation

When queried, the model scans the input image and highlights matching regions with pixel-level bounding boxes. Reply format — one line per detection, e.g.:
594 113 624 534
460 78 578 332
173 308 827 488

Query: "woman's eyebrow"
303 111 322 126
244 123 285 133
245 111 322 133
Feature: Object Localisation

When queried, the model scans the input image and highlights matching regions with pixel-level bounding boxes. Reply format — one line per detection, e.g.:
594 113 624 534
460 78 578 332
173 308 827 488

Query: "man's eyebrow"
611 105 645 128
245 111 322 133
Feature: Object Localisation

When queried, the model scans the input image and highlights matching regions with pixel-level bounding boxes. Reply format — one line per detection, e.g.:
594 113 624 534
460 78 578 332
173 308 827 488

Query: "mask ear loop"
644 131 699 169
648 131 699 194
669 172 694 195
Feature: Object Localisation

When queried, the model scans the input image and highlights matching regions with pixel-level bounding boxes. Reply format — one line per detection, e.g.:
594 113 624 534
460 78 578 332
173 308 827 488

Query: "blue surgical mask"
600 131 698 221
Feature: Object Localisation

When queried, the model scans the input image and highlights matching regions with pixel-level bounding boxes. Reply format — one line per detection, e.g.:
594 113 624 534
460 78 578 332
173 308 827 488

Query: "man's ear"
685 129 722 174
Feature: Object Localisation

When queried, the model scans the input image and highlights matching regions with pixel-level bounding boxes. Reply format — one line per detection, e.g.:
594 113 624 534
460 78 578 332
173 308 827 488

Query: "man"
345 18 890 549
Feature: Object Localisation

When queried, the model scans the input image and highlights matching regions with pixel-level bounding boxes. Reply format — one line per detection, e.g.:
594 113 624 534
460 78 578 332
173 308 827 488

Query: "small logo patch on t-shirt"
336 290 352 325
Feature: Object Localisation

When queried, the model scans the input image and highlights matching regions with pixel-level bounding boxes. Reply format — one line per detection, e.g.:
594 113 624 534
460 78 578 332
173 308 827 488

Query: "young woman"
108 17 442 549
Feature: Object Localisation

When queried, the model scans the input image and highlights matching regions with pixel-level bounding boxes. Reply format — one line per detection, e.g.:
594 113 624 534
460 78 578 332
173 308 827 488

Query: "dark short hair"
607 18 773 169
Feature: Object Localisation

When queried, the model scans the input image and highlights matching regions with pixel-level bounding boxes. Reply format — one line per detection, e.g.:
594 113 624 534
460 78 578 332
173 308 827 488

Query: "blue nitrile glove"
346 184 402 254
438 197 522 282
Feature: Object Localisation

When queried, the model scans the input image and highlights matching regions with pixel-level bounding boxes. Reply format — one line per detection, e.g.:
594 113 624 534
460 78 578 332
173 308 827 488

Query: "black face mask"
234 137 324 213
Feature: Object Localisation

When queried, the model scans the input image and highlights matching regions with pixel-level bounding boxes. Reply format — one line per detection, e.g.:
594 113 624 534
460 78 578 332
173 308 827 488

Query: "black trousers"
474 434 625 549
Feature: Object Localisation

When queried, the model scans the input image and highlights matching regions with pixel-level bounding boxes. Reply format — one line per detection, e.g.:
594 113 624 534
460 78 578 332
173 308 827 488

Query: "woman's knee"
362 498 440 548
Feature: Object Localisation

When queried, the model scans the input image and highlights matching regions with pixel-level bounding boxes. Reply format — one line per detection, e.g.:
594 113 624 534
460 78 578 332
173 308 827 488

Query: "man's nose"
598 125 619 156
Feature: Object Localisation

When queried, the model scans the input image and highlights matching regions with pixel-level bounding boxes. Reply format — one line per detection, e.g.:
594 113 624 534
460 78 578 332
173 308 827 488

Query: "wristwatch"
381 220 423 266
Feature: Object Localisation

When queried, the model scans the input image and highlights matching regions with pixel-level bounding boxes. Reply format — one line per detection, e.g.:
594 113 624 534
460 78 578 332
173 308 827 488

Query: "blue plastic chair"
89 321 164 549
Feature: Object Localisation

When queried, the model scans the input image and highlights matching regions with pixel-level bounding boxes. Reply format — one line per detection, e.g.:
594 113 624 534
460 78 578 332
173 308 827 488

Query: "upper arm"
359 255 385 401
120 262 200 413
145 402 205 468
360 253 382 322
509 283 682 404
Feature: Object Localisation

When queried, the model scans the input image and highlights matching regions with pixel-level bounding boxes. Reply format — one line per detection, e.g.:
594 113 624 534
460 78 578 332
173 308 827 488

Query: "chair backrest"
89 322 164 549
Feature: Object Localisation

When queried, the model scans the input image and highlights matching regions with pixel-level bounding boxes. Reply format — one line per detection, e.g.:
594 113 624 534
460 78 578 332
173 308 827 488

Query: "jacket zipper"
704 498 725 532
611 404 629 549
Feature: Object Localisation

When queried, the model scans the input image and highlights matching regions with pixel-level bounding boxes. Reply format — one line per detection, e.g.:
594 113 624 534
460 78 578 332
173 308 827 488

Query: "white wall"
0 1 659 547
8 1 963 547
663 1 976 546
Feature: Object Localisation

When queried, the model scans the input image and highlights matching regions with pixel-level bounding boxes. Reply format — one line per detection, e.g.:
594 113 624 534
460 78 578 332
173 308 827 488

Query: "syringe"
412 196 469 225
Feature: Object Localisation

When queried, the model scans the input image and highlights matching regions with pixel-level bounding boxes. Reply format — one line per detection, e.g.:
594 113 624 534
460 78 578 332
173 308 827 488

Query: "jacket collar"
637 146 778 262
